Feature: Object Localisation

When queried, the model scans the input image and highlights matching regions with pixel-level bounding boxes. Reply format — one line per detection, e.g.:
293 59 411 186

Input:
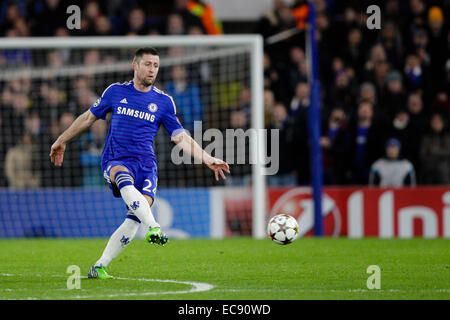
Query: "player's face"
134 54 160 87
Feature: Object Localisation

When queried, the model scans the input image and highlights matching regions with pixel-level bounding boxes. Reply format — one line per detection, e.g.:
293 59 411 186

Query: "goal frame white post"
0 35 267 239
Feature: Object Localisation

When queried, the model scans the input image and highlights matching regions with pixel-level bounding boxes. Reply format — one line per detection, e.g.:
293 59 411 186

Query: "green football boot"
88 265 113 279
145 227 168 246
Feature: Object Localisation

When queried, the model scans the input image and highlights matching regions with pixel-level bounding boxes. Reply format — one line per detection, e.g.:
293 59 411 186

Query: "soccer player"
50 47 230 279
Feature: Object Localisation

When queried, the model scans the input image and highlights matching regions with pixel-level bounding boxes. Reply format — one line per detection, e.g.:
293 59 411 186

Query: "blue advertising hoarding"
0 188 213 238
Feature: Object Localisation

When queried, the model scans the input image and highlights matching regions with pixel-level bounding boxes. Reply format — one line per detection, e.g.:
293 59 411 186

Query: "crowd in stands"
0 0 449 189
254 0 450 186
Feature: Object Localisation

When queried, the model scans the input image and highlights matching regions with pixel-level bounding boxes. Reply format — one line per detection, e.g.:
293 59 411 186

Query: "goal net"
0 36 265 239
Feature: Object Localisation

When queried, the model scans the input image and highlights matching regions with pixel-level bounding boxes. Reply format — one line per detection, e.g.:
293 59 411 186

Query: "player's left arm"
171 131 230 181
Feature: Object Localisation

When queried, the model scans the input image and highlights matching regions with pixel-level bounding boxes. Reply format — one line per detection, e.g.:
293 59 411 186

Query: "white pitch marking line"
73 276 214 299
0 273 214 299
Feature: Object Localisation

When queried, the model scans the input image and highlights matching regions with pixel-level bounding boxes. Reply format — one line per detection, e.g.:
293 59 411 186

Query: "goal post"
0 35 266 239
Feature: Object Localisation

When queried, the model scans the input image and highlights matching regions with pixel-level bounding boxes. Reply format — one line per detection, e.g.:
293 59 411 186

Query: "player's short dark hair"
134 47 159 62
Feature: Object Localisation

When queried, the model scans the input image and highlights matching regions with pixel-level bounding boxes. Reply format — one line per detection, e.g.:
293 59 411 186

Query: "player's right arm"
50 110 98 166
50 83 116 166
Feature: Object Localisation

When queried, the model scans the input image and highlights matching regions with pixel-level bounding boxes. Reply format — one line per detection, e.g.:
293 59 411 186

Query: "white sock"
95 217 140 267
119 185 159 228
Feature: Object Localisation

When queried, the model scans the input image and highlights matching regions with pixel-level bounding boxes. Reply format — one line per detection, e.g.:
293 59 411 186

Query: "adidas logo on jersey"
120 98 128 104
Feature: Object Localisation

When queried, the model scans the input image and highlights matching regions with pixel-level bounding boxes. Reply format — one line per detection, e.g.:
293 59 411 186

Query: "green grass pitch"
0 238 448 300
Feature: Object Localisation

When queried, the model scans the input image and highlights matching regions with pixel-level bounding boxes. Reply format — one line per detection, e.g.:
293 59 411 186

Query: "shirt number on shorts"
143 179 157 194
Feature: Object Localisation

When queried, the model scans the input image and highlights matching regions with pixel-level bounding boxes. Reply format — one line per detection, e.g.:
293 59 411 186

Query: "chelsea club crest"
148 103 158 113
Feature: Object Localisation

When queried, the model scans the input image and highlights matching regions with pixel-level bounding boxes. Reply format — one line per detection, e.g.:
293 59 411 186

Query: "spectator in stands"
358 82 377 107
288 87 310 185
287 46 307 92
0 3 20 35
269 102 288 129
263 89 276 128
369 138 416 187
263 52 291 106
39 82 65 126
385 0 405 32
433 61 450 117
254 0 293 39
419 113 450 184
79 119 107 187
225 108 251 186
165 65 203 133
328 56 345 84
408 0 427 30
235 85 251 121
166 13 185 35
321 107 351 185
363 44 387 82
12 92 28 115
84 49 101 66
340 27 365 75
187 25 203 35
406 91 427 129
382 70 406 120
41 112 81 187
83 50 103 91
29 0 67 36
296 58 309 86
328 69 357 115
346 101 387 184
378 21 404 70
390 110 410 147
403 91 427 172
267 102 296 186
52 29 73 60
410 28 430 67
93 15 114 36
0 87 23 153
372 61 390 104
24 109 42 137
290 81 310 118
0 28 32 66
9 77 31 96
84 0 102 26
47 50 63 68
254 0 299 62
35 120 59 187
73 88 97 114
4 93 28 146
403 53 427 93
122 7 148 35
0 3 29 37
4 132 40 189
315 10 333 57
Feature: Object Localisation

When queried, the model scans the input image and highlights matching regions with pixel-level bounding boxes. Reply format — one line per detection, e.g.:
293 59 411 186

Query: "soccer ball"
267 214 299 245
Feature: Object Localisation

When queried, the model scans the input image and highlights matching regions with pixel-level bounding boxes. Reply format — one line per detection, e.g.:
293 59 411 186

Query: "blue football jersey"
89 80 184 169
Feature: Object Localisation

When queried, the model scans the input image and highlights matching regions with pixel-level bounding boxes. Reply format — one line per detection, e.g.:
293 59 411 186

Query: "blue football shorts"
102 159 158 201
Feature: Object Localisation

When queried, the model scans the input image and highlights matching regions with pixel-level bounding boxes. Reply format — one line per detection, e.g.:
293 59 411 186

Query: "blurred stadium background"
0 0 449 240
